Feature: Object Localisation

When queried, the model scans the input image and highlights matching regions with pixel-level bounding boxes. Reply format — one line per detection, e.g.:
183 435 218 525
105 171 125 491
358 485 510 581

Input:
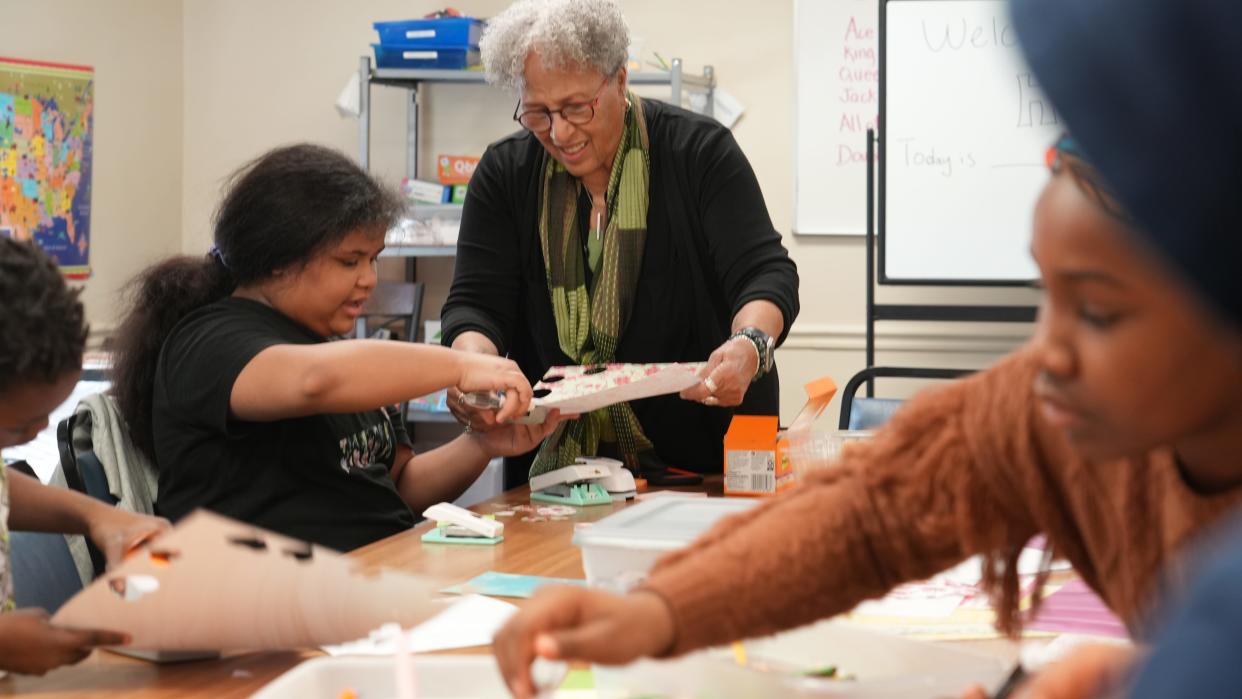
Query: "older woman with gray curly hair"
441 0 799 487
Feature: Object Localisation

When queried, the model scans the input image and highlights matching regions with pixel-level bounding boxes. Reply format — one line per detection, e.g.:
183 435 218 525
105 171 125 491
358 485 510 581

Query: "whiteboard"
881 0 1057 283
793 0 878 236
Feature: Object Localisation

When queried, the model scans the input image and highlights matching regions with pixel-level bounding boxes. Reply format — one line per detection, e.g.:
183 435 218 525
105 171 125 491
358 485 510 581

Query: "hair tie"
207 245 230 270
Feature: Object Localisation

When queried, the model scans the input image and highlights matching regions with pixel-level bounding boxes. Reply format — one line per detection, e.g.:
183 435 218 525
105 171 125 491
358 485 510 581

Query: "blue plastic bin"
373 17 483 48
372 44 481 70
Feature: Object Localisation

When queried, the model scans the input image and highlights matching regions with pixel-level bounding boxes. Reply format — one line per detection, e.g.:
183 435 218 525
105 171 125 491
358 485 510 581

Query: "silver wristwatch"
731 326 775 382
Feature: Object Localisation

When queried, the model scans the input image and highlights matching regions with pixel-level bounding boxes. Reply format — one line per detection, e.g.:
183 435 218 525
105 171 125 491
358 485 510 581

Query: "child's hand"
453 353 532 424
0 608 129 676
493 587 676 699
87 509 171 569
471 410 575 457
960 644 1138 699
1015 644 1138 699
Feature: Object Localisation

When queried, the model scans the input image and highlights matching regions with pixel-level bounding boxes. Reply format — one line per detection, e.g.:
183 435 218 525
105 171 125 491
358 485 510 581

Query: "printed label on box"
403 51 438 60
406 29 436 39
437 155 480 185
725 449 775 493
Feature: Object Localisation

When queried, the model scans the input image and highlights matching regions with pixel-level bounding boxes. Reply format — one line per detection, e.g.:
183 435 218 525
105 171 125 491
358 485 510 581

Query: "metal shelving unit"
356 54 717 198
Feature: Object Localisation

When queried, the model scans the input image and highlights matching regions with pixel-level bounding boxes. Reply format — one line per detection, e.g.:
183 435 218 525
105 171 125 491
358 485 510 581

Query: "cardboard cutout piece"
532 362 705 414
52 511 441 651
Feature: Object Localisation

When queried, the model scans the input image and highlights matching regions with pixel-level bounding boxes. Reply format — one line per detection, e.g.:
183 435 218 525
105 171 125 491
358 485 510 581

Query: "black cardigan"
442 98 799 478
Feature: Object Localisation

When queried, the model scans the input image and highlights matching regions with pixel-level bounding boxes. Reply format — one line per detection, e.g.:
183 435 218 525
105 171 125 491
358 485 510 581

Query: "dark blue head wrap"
1012 0 1242 325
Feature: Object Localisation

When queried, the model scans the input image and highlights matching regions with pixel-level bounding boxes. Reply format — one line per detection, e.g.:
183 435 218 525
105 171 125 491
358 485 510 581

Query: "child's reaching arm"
229 340 533 424
495 351 1055 698
7 471 169 567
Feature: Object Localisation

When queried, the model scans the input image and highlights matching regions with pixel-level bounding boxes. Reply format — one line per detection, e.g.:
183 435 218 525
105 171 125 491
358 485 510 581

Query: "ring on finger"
703 376 719 394
702 396 720 407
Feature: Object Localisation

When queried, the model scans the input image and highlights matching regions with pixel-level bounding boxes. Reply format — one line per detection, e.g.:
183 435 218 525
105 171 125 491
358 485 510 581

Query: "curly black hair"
0 237 89 393
110 143 404 462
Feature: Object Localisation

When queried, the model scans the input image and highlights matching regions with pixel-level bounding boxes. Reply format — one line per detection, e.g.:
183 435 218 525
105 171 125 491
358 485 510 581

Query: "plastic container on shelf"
371 44 480 70
372 17 484 48
573 496 758 590
385 203 463 247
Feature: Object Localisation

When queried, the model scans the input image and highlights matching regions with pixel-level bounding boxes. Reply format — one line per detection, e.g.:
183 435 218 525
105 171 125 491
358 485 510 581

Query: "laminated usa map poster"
0 57 94 279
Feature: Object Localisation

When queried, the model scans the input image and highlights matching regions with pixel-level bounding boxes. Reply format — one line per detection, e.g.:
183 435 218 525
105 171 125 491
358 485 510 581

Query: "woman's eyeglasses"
513 76 611 133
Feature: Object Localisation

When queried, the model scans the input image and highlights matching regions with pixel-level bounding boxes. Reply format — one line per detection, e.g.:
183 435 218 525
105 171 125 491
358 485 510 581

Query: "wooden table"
0 482 716 698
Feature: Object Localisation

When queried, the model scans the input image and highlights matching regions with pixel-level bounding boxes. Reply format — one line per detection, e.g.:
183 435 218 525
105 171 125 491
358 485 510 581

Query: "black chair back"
838 366 973 430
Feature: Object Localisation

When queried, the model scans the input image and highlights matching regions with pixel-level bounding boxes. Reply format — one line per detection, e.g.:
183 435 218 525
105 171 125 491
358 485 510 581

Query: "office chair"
838 366 973 430
10 529 85 612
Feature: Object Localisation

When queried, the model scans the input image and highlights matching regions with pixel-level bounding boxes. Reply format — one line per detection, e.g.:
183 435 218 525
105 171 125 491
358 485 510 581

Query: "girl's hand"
494 587 676 699
454 353 533 424
87 509 171 569
0 609 129 676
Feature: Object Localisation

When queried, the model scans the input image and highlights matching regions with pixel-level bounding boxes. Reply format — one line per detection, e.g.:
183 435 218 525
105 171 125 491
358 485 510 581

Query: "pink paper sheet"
1026 579 1128 638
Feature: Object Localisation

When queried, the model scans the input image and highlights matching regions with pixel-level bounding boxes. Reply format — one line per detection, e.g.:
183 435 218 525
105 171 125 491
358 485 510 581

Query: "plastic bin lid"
573 496 758 551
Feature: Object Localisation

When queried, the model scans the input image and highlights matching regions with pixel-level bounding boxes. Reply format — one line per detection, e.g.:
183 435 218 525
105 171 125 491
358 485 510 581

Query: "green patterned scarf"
530 92 654 477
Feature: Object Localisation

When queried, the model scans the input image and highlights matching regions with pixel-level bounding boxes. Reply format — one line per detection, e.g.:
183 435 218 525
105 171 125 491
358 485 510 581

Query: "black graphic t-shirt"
152 297 415 551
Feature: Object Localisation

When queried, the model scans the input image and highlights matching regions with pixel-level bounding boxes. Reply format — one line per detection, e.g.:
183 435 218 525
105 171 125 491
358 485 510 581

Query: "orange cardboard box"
436 154 479 185
723 415 791 496
723 376 837 496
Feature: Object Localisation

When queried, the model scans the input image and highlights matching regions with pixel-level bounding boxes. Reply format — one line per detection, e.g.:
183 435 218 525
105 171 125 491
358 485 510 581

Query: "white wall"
177 1 1037 423
1 0 184 341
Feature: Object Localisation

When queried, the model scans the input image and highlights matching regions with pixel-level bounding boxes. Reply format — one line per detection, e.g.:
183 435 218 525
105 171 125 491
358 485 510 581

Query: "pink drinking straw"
395 628 418 699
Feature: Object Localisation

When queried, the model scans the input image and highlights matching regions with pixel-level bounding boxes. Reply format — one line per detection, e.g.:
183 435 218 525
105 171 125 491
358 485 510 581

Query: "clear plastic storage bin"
573 496 758 590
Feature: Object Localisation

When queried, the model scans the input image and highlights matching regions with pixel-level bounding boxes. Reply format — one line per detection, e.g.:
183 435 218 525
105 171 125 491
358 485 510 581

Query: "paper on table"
1026 579 1127 639
442 571 586 599
323 595 518 656
844 550 1074 639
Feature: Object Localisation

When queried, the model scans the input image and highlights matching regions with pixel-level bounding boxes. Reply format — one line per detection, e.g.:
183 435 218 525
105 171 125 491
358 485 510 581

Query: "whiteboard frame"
791 0 868 237
878 0 1039 286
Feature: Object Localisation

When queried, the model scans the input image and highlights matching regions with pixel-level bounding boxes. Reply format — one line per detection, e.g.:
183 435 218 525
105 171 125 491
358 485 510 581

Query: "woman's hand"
471 410 574 457
453 353 533 424
0 609 129 676
87 508 171 569
679 337 757 408
493 587 677 699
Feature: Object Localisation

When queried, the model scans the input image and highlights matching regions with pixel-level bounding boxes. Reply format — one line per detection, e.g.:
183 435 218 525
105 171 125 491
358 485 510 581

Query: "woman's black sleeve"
441 146 524 355
694 128 800 345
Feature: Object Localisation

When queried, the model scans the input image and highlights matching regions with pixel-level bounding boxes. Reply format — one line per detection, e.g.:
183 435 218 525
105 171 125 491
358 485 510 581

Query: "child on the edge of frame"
959 0 1242 696
491 132 1242 697
0 237 169 676
108 143 572 554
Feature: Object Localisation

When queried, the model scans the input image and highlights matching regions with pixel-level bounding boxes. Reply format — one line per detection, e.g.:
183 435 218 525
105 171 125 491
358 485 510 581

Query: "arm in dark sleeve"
693 128 800 344
441 145 524 355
